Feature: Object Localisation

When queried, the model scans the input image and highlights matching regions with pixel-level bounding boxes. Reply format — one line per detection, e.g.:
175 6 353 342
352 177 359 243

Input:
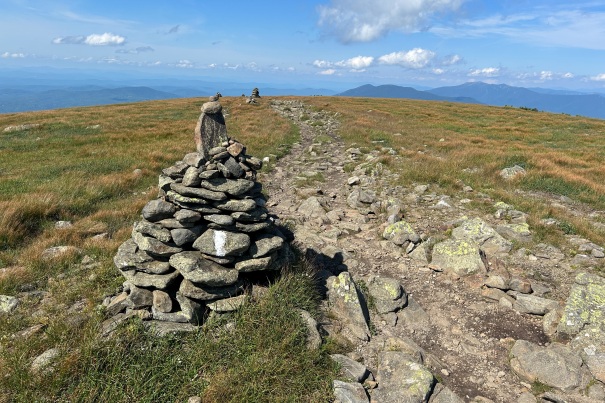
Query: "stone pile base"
107 138 292 326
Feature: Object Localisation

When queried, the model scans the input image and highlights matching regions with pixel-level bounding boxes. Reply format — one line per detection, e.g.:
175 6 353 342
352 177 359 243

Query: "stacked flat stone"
111 97 290 325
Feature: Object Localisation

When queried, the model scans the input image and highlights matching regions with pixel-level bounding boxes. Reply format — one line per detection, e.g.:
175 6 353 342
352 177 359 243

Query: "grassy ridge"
2 95 605 400
303 97 605 247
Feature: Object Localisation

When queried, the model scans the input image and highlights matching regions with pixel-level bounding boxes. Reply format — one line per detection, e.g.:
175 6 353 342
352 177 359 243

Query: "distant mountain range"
337 82 605 120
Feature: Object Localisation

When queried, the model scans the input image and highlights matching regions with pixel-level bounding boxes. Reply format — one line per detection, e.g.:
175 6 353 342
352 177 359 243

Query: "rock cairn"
107 97 291 328
251 87 260 98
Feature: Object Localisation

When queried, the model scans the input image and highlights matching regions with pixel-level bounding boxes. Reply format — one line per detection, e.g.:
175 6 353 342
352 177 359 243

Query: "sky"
1 0 605 91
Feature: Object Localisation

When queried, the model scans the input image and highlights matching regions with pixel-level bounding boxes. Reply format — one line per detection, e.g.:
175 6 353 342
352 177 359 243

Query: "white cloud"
335 55 374 69
319 69 336 75
563 72 574 79
591 73 605 81
469 67 500 77
313 60 331 68
442 54 462 65
378 48 435 69
1 52 25 58
318 0 465 42
540 71 553 80
432 68 445 75
176 60 194 68
53 33 126 46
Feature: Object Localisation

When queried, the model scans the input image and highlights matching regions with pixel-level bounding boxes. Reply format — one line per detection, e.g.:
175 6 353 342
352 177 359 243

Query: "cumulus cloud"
1 52 25 58
318 0 465 43
432 68 445 74
378 48 435 69
116 46 154 54
591 73 605 81
563 72 574 79
540 70 553 80
469 67 500 77
313 56 374 71
53 32 126 46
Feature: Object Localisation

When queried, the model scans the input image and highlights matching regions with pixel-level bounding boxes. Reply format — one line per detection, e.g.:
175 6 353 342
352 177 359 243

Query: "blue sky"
1 0 604 90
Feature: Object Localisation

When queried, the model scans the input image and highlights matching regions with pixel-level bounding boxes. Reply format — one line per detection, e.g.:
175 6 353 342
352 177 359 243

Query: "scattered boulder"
451 217 512 255
333 380 369 403
430 239 485 276
373 351 435 403
326 271 371 342
0 295 19 314
500 165 527 180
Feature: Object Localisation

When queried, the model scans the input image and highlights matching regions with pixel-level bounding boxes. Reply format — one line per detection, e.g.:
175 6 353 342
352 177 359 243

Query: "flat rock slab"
207 294 247 313
113 239 171 274
179 278 243 301
169 251 238 286
120 269 180 289
170 183 227 201
132 230 182 257
193 229 250 257
373 351 434 403
142 199 176 222
330 354 370 383
510 340 590 392
513 294 558 315
200 177 255 196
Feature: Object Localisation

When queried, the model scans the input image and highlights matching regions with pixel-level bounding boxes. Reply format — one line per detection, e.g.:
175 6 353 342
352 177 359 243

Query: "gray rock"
587 382 605 401
408 244 429 264
133 220 172 243
213 198 257 212
113 239 171 274
373 351 435 403
170 228 202 247
204 214 235 226
333 380 369 403
367 276 407 314
120 270 180 289
179 278 243 301
327 272 371 342
145 321 198 336
330 354 370 383
500 165 526 180
183 152 205 168
347 188 376 208
132 230 182 257
513 294 558 315
510 340 589 392
162 161 189 178
0 295 19 314
557 272 605 340
235 255 275 272
509 277 532 294
170 183 227 201
298 309 322 350
193 229 250 257
496 223 532 243
298 196 327 221
41 245 81 260
174 209 202 224
31 348 60 373
484 275 508 290
452 217 512 255
200 177 255 196
195 103 228 160
397 297 430 331
515 392 537 403
199 169 220 180
429 384 465 403
158 174 174 194
431 239 485 276
235 221 272 233
166 190 211 206
169 251 238 286
222 157 244 178
231 208 268 223
207 294 247 313
128 286 153 309
152 294 203 324
152 290 172 313
182 167 202 187
106 292 134 316
142 199 176 221
249 234 284 258
54 220 73 229
382 221 420 246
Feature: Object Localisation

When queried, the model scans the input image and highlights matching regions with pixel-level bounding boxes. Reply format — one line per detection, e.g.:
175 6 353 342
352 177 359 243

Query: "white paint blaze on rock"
214 230 227 257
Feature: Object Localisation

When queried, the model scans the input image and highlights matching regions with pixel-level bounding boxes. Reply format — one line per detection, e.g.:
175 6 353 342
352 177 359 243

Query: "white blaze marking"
214 230 227 257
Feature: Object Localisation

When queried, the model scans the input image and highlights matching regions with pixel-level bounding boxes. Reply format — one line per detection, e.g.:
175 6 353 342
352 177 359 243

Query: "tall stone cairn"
110 97 291 325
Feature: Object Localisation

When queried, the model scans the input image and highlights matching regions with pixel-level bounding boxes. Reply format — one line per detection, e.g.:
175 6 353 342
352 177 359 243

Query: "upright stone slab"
194 100 228 160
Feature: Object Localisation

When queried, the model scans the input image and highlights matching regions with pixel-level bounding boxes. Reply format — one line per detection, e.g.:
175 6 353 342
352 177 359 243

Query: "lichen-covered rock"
120 269 180 289
452 217 512 255
431 239 485 276
200 177 255 196
557 272 605 340
133 220 172 243
132 230 182 257
496 223 532 243
333 380 370 403
367 276 407 314
382 220 420 246
373 351 435 403
0 295 19 314
113 239 171 274
207 294 247 312
213 198 257 212
249 234 284 258
327 272 371 342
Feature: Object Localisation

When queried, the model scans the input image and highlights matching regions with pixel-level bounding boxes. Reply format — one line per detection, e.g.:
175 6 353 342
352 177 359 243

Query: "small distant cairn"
107 95 291 329
246 88 260 104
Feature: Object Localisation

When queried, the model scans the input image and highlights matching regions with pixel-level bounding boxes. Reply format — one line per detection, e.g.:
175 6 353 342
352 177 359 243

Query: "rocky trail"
261 100 605 403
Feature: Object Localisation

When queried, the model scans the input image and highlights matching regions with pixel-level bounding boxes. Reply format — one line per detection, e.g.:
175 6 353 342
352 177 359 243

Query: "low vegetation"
2 95 605 400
